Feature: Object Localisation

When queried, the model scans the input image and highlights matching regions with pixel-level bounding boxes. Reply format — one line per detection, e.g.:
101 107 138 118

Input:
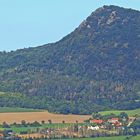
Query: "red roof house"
108 118 119 123
90 119 103 124
113 121 122 127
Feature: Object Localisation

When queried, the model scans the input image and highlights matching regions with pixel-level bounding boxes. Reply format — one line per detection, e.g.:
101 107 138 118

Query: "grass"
0 126 37 133
58 135 140 140
99 108 140 116
0 123 81 133
0 107 44 113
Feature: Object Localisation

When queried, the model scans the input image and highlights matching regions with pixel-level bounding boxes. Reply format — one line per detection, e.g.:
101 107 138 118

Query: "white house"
87 126 100 130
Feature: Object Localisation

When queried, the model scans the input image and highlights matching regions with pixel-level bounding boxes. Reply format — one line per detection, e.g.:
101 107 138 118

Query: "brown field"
0 111 91 124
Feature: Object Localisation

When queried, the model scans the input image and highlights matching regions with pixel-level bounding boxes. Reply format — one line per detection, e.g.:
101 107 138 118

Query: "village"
0 112 139 139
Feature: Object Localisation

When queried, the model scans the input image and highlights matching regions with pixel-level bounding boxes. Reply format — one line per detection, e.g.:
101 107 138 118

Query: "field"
0 123 75 133
59 135 140 140
0 107 43 113
0 111 90 124
0 107 139 124
99 108 140 116
0 108 139 139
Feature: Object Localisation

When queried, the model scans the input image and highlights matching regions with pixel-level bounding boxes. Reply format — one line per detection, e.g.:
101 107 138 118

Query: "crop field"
0 107 139 124
99 108 140 116
0 111 91 124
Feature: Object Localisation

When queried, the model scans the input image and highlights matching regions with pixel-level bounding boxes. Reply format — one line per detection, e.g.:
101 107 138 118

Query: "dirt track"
0 111 91 124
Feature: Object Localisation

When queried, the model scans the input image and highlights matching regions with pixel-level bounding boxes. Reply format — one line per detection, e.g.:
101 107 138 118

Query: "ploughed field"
0 109 90 123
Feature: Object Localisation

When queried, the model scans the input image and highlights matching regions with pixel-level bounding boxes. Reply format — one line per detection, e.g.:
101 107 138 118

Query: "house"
87 126 100 130
0 133 3 138
129 117 136 122
113 121 122 127
127 117 136 126
108 118 122 127
90 119 103 124
108 118 119 123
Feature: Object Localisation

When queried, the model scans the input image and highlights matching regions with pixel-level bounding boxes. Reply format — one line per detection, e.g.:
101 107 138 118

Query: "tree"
102 113 117 121
31 121 41 127
119 112 129 126
2 122 10 128
130 118 140 129
104 122 113 130
92 112 102 119
41 120 45 124
21 120 27 127
73 124 78 132
119 112 129 120
76 120 78 124
48 120 52 124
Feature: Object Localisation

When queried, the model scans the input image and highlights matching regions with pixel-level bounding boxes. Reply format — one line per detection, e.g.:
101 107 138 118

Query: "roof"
90 119 103 124
112 121 122 126
108 118 119 122
110 118 119 120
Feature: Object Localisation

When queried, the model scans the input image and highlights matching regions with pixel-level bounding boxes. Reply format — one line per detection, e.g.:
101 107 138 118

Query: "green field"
0 107 44 113
58 135 140 140
99 108 140 116
0 123 78 133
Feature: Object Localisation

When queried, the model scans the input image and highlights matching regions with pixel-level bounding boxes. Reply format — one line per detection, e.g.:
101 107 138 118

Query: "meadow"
0 123 77 133
59 135 140 140
0 107 43 113
99 108 140 116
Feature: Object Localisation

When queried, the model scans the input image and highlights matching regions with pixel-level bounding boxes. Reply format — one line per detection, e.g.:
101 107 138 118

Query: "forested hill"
0 5 140 114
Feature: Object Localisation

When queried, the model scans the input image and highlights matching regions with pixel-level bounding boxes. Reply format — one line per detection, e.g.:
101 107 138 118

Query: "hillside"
0 5 140 114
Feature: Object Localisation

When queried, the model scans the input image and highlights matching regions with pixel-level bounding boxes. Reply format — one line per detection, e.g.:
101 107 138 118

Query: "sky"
0 0 140 51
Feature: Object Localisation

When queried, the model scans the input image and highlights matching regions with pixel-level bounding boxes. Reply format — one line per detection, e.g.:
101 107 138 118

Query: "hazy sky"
0 0 140 51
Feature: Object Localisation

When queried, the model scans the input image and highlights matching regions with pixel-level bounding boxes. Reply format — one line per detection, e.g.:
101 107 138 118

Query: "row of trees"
2 120 54 128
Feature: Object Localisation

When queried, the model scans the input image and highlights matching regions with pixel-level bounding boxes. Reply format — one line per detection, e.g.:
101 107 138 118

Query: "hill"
0 5 140 114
